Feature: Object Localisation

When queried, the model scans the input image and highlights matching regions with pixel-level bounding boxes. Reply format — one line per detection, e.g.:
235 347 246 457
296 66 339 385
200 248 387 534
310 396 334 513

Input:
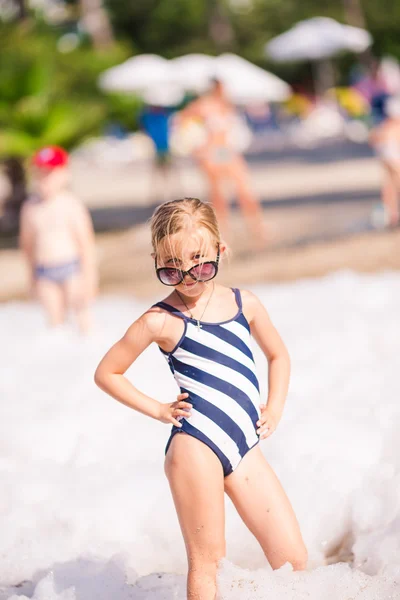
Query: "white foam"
1 271 399 599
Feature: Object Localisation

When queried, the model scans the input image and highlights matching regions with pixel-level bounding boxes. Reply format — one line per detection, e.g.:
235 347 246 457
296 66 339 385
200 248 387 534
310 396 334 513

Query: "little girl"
94 198 307 599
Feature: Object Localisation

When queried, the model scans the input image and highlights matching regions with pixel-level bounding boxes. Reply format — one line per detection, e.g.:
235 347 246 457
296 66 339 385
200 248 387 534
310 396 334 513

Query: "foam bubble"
1 272 399 599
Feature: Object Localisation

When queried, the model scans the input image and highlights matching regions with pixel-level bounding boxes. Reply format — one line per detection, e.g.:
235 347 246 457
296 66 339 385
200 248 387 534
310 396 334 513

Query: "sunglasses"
155 247 220 286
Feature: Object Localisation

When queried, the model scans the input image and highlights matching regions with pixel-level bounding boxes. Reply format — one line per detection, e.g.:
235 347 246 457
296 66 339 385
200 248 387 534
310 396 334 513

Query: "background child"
94 197 307 599
19 146 97 332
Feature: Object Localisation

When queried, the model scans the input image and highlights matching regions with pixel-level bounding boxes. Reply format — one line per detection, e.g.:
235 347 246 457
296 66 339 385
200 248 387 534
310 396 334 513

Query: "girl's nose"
183 272 195 284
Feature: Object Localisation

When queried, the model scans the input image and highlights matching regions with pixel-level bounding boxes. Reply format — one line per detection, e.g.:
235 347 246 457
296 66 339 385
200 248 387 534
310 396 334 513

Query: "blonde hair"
150 198 221 261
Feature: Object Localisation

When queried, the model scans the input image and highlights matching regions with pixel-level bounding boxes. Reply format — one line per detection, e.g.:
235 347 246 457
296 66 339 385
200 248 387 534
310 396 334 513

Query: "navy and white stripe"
154 288 260 476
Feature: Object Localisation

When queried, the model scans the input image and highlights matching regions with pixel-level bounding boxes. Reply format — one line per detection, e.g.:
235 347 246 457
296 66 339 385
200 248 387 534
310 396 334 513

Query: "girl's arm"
94 311 192 427
242 290 291 440
369 122 386 146
176 97 205 123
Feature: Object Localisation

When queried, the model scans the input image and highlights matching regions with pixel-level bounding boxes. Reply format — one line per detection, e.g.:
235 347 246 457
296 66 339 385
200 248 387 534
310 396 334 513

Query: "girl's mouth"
182 281 198 289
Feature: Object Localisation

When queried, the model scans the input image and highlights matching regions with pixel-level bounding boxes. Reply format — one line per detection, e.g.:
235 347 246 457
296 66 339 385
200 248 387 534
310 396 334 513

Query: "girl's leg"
382 164 400 226
228 156 267 245
165 433 226 600
200 159 229 235
224 445 307 571
35 280 65 327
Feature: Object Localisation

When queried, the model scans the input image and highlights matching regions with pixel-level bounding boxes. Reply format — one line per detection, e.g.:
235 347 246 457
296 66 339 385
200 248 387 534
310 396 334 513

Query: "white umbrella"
99 54 173 93
266 17 372 62
100 52 291 104
215 53 291 103
169 54 217 94
142 83 184 107
170 52 291 103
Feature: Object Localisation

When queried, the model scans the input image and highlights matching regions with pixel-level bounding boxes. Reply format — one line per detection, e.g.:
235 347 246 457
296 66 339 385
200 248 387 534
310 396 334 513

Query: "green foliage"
2 0 400 162
104 94 143 131
106 0 211 56
105 0 400 81
0 24 137 159
363 0 400 57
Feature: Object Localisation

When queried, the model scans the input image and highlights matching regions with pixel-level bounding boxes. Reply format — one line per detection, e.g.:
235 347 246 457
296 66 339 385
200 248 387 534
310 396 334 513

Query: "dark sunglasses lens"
158 268 182 285
190 262 217 281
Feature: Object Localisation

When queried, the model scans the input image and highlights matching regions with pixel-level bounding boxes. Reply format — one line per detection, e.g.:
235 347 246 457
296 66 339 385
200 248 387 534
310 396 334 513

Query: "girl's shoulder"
125 306 173 348
238 289 268 323
238 288 262 306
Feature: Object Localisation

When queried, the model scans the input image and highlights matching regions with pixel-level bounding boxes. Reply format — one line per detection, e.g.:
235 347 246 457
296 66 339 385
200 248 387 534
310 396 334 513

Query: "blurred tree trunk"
343 0 373 66
14 0 27 21
80 0 114 50
208 0 235 50
343 0 367 28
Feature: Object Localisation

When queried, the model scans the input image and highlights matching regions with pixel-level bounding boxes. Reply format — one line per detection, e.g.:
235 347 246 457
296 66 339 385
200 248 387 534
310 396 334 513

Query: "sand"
1 225 399 302
1 141 399 302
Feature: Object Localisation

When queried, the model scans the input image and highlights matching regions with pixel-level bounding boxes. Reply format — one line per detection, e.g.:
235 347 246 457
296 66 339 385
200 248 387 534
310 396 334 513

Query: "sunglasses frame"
155 246 220 286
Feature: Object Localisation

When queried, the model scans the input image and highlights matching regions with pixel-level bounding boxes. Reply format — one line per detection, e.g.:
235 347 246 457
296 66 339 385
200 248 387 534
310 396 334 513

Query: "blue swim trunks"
35 259 80 284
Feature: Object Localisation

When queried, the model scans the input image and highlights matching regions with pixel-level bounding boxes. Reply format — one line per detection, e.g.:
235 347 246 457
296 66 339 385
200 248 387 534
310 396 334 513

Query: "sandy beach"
1 140 399 302
1 218 399 302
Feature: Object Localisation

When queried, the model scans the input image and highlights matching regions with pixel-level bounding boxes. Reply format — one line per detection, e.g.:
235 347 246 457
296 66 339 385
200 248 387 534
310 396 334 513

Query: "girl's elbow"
94 366 108 390
272 347 290 368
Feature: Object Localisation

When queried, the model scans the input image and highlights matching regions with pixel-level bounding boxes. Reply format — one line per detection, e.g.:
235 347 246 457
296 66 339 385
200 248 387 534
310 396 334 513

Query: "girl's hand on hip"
158 393 192 427
257 405 280 440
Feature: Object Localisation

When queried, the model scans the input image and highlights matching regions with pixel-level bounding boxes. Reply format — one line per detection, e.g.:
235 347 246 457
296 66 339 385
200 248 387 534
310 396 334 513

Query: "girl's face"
155 227 224 298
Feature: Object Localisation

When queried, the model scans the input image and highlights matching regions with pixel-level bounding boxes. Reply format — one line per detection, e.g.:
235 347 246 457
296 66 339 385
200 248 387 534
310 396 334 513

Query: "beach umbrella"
266 17 372 62
170 53 291 103
266 17 372 98
142 83 184 107
169 54 217 94
98 54 173 93
100 52 291 105
215 53 291 103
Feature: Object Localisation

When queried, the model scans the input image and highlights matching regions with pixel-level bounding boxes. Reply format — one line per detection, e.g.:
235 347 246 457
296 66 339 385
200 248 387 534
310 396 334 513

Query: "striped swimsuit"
154 288 260 477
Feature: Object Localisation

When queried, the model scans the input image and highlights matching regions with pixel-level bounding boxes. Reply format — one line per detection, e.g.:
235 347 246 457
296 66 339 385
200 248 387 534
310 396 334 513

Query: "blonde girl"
94 198 307 599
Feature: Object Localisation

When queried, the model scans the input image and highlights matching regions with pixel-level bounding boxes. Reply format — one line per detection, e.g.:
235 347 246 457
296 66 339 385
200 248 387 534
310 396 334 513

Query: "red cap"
32 146 69 170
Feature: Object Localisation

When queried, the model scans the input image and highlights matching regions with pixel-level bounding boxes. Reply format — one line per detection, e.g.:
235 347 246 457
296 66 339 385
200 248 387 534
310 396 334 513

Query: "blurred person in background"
369 96 400 227
353 59 389 125
19 146 98 333
177 79 266 244
140 103 176 203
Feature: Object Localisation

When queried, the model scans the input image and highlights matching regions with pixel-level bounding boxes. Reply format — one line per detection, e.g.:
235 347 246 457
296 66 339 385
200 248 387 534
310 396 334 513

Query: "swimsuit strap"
232 288 243 312
152 301 187 321
154 291 243 321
